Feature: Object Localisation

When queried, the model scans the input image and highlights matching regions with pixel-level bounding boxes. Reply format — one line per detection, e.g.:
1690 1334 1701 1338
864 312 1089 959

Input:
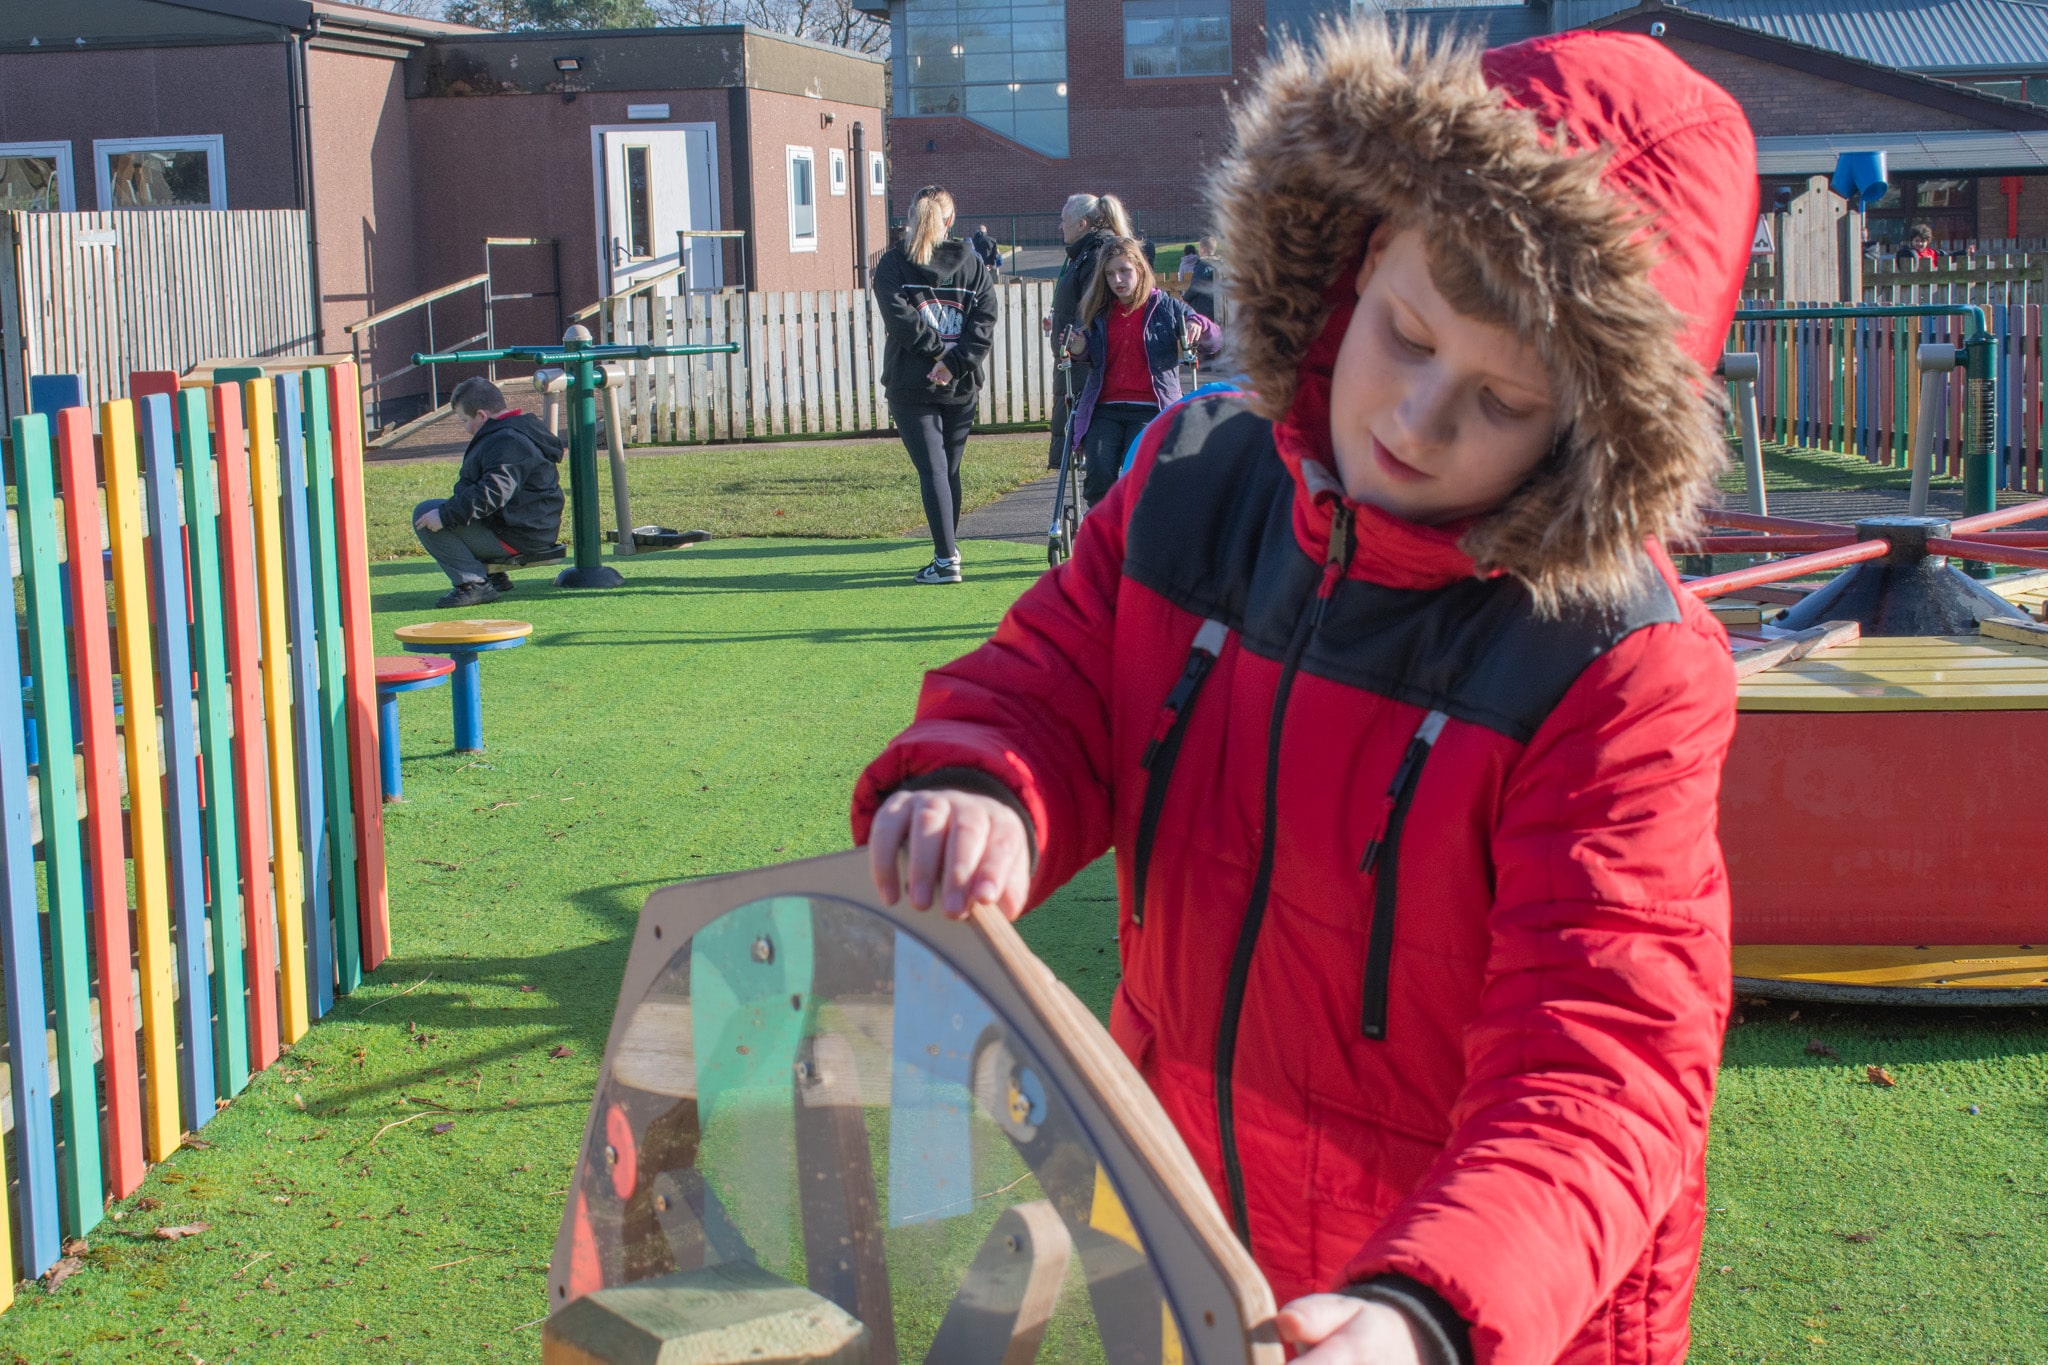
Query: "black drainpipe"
289 18 325 353
851 121 869 288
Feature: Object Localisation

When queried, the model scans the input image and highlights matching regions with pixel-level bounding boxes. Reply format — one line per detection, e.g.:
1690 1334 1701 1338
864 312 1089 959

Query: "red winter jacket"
856 25 1753 1365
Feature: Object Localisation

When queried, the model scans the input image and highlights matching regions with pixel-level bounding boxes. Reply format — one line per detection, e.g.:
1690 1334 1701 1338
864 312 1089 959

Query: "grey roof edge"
1591 1 2048 131
1756 129 2048 174
424 23 884 66
156 0 314 26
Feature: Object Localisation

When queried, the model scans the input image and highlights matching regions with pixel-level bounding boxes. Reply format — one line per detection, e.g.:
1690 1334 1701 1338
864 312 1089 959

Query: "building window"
1125 0 1231 79
0 142 74 212
1917 178 1971 208
869 150 887 196
788 146 818 252
898 0 1069 158
94 135 226 210
623 145 654 258
829 147 848 196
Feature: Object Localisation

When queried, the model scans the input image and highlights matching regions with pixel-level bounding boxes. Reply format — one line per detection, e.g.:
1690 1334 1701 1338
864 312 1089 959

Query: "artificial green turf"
7 446 2047 1362
361 434 1051 561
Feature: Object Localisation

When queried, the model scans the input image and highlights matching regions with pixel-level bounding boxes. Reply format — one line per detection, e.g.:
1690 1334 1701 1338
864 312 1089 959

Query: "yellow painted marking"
1734 944 2048 990
1738 635 2048 711
1088 1165 1184 1363
394 618 533 646
246 383 311 1045
101 400 181 1159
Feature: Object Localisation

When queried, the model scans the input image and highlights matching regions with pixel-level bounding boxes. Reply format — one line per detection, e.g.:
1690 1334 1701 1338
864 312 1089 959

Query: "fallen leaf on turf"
62 1237 88 1257
519 985 536 993
1838 1230 1877 1243
43 1256 84 1290
136 1196 162 1212
432 1122 454 1134
154 1223 210 1241
180 1135 212 1150
1804 1038 1841 1060
550 1045 573 1059
1867 1065 1897 1087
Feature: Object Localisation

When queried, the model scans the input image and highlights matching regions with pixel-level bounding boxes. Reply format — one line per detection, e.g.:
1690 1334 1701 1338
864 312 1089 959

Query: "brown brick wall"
744 89 891 293
1660 38 1983 136
308 47 421 357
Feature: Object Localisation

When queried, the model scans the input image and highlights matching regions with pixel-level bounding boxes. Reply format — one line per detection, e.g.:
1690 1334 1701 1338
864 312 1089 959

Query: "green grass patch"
5 441 2044 1361
360 433 1051 561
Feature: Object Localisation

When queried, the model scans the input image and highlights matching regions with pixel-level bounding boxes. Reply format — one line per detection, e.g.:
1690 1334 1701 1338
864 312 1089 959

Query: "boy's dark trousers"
1081 401 1159 507
413 498 517 587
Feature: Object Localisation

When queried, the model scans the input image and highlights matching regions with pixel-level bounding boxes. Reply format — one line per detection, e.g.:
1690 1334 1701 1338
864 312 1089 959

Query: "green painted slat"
301 373 361 994
12 414 102 1235
176 388 250 1096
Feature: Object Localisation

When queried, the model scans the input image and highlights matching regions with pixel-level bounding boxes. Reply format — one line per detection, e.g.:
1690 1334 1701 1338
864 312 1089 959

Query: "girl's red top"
1099 298 1156 405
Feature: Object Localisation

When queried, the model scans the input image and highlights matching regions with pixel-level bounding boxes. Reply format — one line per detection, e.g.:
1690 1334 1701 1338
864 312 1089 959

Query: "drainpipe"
290 18 325 354
851 121 869 287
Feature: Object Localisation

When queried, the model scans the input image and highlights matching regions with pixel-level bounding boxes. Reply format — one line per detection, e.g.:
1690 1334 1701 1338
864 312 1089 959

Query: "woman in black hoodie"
875 185 999 583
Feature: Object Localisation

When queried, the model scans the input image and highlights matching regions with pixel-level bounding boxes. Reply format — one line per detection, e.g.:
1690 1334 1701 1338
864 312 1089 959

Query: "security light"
554 56 582 72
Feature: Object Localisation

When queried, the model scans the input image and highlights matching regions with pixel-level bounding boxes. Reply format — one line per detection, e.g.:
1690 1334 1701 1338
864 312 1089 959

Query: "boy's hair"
1078 237 1156 329
1909 222 1935 245
1209 20 1755 612
450 377 507 418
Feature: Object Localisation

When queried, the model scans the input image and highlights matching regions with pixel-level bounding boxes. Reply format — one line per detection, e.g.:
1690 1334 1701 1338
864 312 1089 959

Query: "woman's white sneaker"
915 556 963 584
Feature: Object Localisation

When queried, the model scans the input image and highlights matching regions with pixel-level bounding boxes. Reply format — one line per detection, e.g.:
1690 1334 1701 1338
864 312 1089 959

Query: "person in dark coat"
411 376 565 608
1046 193 1133 466
874 185 1000 583
1180 235 1221 323
969 223 1003 272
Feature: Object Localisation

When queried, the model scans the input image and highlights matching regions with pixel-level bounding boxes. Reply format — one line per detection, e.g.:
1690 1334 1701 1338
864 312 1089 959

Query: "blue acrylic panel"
887 935 996 1227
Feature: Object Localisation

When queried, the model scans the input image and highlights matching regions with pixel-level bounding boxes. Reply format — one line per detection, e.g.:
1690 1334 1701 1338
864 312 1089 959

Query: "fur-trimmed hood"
1211 22 1757 609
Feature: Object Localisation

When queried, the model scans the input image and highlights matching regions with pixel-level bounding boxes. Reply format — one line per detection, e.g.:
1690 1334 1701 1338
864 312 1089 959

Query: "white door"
598 127 720 297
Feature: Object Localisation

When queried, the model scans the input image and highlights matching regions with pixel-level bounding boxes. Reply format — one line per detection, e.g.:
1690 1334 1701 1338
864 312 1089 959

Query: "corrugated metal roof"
1756 128 2048 172
1677 0 2048 74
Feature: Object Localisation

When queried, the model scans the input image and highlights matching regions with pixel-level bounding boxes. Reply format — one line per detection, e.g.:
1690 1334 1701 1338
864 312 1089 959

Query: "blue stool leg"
379 690 403 802
451 651 484 752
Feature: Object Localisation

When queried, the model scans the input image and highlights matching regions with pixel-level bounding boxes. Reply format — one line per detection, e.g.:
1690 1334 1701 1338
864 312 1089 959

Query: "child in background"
1064 236 1221 508
857 21 1757 1365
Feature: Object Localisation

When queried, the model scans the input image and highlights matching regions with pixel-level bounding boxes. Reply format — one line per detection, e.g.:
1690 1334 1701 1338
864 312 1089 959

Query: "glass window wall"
1124 0 1231 78
896 0 1069 157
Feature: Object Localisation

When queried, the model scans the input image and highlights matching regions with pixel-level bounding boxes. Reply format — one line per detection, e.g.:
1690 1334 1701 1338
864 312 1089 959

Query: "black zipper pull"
1359 709 1449 1041
1360 714 1444 872
1314 504 1354 628
1142 619 1227 769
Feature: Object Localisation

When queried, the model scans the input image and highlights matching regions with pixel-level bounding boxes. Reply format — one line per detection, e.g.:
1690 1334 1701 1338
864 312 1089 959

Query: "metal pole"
556 325 624 588
1964 329 1997 518
1910 343 1957 516
851 121 870 289
603 371 634 557
1722 352 1766 516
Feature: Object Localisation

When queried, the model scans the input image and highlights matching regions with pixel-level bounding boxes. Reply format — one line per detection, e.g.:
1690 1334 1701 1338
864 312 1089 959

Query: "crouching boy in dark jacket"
856 22 1757 1365
413 376 566 607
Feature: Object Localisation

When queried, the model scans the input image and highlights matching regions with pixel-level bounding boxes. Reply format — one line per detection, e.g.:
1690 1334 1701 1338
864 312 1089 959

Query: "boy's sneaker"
914 556 963 585
435 580 501 608
487 571 513 593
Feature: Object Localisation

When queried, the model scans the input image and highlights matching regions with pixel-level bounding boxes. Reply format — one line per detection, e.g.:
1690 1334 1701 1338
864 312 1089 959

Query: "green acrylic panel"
301 372 361 994
177 387 250 1096
11 414 103 1235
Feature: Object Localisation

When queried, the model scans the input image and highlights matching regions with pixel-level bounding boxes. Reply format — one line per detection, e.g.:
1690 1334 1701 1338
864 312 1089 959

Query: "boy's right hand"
867 788 1031 922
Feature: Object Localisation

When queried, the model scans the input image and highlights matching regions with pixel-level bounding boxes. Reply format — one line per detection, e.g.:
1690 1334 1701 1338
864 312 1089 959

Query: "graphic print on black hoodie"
872 239 999 408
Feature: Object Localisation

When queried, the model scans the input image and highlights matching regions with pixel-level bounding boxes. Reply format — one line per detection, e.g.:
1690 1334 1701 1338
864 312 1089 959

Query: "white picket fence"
598 279 1057 444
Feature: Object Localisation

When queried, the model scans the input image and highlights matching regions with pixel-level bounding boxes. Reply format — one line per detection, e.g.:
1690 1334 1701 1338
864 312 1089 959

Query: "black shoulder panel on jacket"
1123 395 1682 745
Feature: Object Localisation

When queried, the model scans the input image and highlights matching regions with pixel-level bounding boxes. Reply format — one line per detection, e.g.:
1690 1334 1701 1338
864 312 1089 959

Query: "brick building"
864 0 2048 248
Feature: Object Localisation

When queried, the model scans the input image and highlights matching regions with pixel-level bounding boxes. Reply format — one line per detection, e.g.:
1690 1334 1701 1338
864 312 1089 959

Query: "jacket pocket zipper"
1358 708 1449 1041
1131 618 1230 926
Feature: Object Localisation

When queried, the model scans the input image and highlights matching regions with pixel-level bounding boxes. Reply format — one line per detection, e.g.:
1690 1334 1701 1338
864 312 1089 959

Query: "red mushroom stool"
375 655 455 801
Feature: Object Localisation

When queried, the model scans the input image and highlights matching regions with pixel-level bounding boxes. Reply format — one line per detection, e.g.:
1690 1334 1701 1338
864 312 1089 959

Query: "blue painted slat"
27 374 84 415
139 394 217 1124
0 424 63 1279
275 378 334 1017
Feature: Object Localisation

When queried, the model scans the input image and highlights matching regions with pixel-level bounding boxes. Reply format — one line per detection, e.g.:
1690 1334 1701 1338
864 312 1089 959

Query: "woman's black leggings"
893 401 974 561
1081 401 1160 508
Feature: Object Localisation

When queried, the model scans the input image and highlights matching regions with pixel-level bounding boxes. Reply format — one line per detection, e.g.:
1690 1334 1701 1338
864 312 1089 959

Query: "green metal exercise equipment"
414 326 738 588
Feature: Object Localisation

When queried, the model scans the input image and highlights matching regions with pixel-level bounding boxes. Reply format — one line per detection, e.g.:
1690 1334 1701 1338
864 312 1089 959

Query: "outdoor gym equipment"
1047 345 1085 567
1685 375 2048 1001
393 619 533 753
413 327 738 588
542 851 1281 1364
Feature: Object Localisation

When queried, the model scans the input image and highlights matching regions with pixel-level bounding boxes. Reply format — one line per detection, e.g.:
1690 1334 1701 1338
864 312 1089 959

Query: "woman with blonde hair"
1046 192 1132 466
874 185 1000 583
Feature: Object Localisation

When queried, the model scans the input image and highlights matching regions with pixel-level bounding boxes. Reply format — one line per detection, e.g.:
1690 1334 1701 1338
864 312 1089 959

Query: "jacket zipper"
1214 503 1353 1250
1131 618 1230 927
1357 709 1449 1041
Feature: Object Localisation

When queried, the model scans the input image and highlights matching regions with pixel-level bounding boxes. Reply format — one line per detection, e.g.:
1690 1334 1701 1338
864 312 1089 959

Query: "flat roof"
1756 128 2048 173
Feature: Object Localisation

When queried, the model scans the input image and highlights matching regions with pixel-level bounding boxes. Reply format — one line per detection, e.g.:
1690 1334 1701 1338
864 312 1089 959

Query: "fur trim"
1209 20 1729 612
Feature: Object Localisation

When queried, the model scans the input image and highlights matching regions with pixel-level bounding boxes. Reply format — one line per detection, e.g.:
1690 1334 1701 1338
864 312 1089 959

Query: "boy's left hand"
415 507 443 533
1277 1295 1426 1365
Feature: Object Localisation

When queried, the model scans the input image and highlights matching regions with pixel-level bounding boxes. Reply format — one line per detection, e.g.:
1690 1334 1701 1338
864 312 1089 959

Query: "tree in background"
346 0 884 49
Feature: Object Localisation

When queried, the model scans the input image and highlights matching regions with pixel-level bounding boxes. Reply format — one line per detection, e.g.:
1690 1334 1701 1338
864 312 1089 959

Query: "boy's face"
1329 227 1559 526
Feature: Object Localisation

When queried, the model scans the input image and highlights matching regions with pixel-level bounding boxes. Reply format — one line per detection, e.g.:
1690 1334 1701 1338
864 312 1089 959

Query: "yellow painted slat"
246 382 311 1045
1738 634 2048 710
101 400 181 1160
1734 944 2048 989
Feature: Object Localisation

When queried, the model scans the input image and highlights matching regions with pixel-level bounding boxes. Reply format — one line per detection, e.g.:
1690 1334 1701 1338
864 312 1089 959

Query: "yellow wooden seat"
1734 944 2048 1004
393 618 532 648
1735 633 2048 711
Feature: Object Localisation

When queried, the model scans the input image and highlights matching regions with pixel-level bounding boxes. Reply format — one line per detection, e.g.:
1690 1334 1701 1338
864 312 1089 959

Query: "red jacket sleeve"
850 419 1174 901
1342 591 1737 1365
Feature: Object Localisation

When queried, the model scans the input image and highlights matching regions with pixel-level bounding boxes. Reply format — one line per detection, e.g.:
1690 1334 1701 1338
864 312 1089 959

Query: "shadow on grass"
1724 997 2048 1071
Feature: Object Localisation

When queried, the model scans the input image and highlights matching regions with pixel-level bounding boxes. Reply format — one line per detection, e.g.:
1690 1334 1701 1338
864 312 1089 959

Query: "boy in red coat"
854 23 1756 1365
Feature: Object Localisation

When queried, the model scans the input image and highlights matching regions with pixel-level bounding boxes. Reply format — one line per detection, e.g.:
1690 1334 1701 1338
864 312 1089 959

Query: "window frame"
0 141 76 212
94 134 227 211
787 144 819 253
868 150 887 197
828 147 848 197
1122 0 1232 81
